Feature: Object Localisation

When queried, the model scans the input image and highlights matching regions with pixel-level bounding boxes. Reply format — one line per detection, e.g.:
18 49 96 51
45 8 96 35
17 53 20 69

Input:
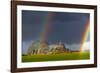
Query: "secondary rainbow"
80 19 90 52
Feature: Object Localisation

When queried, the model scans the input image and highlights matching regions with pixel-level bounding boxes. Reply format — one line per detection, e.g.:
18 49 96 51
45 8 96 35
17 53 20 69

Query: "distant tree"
22 54 27 56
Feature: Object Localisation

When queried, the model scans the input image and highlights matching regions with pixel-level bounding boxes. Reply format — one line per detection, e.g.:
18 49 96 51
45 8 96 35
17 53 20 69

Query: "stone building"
27 41 70 55
27 41 49 55
49 42 67 54
37 41 49 54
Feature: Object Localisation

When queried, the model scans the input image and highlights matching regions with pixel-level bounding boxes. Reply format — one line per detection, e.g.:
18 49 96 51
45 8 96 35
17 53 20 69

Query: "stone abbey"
27 41 70 55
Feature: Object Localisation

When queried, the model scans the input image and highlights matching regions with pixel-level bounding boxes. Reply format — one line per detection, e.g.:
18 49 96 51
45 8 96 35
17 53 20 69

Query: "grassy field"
22 52 90 62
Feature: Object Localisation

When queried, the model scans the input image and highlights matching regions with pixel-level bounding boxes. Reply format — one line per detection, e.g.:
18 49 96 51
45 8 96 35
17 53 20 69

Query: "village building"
49 42 68 54
37 41 49 54
27 41 70 55
27 41 49 55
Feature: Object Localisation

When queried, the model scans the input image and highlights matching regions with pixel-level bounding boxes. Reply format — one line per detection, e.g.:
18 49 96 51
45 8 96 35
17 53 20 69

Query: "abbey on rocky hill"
27 41 71 55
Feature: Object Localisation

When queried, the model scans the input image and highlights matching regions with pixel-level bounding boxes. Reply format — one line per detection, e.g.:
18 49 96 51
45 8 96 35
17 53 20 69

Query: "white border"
17 5 94 68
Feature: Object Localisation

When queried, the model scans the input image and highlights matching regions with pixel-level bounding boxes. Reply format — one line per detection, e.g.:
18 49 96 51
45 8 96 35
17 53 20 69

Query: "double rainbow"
39 12 90 52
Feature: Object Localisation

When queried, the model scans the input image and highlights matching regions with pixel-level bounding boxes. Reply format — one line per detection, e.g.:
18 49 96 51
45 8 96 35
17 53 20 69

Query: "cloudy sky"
22 10 90 53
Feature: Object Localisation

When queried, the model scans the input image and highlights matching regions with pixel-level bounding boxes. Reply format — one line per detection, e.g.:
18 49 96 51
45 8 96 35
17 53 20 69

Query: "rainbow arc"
80 19 90 52
40 12 53 42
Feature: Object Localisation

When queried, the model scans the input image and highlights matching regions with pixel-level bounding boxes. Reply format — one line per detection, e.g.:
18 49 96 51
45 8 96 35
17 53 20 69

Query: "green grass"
22 52 90 62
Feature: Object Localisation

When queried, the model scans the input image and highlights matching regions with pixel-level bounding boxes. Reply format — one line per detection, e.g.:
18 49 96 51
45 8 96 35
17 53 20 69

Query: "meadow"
22 52 90 62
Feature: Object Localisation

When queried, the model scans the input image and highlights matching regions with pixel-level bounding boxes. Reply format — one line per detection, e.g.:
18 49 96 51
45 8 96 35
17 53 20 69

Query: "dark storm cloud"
22 10 89 43
22 11 49 41
46 12 89 44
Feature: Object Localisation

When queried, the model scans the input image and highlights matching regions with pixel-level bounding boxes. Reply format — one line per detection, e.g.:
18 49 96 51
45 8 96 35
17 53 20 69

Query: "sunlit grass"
22 52 90 62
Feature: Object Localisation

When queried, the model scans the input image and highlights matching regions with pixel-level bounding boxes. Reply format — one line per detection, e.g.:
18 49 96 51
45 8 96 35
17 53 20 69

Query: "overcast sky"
22 10 90 53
